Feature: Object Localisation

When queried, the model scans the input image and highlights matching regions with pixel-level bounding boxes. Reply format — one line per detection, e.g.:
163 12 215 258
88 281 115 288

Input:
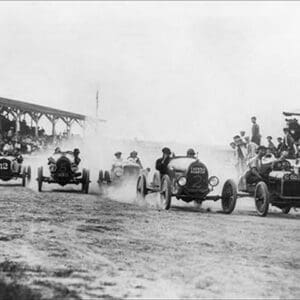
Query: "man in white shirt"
245 136 258 161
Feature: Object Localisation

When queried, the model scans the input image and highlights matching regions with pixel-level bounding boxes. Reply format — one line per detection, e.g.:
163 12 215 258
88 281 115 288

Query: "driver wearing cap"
112 151 123 170
127 150 143 168
156 147 172 176
186 148 196 158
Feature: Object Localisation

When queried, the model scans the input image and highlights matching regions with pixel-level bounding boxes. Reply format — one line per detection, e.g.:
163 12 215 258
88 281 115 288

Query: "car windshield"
168 157 197 172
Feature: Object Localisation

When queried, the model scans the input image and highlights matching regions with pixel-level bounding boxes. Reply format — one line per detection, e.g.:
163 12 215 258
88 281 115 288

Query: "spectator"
3 140 14 155
266 136 276 154
251 116 261 145
283 128 297 158
7 127 14 139
245 136 258 161
240 131 246 143
276 137 284 156
234 135 247 176
229 142 239 175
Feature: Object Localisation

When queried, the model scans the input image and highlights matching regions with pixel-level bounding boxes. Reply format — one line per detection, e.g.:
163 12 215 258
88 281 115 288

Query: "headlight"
209 176 219 187
284 174 290 180
177 176 187 186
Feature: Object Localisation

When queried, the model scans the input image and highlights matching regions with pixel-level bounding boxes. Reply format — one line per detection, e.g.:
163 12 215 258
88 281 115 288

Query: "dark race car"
98 160 142 187
37 151 90 193
0 155 31 186
136 156 237 213
236 159 300 216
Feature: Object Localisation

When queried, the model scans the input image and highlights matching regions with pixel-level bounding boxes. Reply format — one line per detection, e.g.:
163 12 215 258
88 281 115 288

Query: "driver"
48 147 63 175
186 148 196 158
71 148 81 174
155 147 172 176
245 146 268 184
245 146 283 184
127 151 143 168
11 149 23 173
112 151 123 171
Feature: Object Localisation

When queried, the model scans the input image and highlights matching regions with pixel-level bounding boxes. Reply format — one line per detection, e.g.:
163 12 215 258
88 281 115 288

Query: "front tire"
98 170 104 184
82 169 90 194
160 175 172 210
37 167 43 192
221 179 237 214
104 171 111 184
27 166 31 183
21 167 26 187
254 181 270 217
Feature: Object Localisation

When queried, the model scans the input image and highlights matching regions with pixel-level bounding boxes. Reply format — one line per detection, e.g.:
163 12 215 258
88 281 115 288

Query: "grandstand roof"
0 96 86 120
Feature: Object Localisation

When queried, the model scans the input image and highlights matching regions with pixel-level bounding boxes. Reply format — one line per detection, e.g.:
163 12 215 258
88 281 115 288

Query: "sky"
0 1 300 145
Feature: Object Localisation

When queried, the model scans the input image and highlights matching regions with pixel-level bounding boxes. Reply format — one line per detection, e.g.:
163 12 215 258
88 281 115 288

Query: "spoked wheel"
27 166 31 183
282 206 291 214
21 166 27 187
104 171 111 184
221 179 237 214
82 168 90 194
136 174 147 200
160 175 172 210
37 167 43 192
254 181 270 217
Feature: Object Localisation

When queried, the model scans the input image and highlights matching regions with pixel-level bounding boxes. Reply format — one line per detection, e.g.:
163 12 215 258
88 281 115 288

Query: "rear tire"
136 174 147 200
254 181 269 217
37 167 43 192
160 175 172 210
221 179 237 214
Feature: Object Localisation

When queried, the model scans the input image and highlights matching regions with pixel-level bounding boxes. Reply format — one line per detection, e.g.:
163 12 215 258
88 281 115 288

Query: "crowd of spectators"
230 116 300 176
0 115 70 156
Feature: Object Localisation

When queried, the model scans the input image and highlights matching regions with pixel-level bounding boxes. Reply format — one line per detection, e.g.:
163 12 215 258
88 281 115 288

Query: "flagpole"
96 90 99 119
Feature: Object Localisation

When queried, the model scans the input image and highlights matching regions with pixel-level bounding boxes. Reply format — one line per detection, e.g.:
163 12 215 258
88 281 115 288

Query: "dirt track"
0 183 299 299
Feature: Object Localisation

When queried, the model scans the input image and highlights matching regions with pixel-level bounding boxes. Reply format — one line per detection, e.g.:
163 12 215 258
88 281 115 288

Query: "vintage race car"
136 156 237 213
37 152 90 193
237 159 300 216
0 155 31 186
98 160 142 186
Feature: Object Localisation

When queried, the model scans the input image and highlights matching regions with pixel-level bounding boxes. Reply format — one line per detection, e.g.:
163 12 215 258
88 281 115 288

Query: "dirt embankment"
0 184 299 299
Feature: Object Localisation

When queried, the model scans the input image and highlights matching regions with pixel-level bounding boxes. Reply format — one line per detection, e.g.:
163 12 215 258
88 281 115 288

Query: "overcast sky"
0 1 300 145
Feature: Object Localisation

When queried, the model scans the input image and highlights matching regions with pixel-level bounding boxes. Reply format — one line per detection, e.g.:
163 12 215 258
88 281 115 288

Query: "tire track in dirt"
0 185 299 299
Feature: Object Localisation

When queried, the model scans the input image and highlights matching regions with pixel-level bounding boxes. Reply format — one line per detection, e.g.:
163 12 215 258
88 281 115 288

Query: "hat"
187 148 196 156
115 151 122 156
162 147 171 155
130 150 138 155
